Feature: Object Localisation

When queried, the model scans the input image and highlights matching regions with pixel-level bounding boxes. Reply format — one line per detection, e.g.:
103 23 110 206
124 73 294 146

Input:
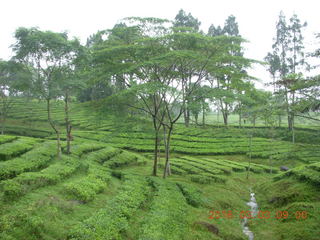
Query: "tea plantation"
0 99 319 240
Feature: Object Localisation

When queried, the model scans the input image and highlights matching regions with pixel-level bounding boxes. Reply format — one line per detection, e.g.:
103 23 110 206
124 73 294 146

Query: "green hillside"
0 99 319 240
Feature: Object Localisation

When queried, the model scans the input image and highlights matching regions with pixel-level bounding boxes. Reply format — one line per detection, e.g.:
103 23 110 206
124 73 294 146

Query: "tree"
173 9 201 33
12 27 82 158
173 9 202 127
0 60 31 134
267 12 308 142
206 15 252 126
92 16 254 178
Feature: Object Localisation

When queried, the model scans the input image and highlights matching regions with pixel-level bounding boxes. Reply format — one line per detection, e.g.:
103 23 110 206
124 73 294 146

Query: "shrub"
176 182 203 207
139 177 188 240
0 137 39 160
1 156 80 199
64 163 111 202
0 141 56 180
69 176 149 240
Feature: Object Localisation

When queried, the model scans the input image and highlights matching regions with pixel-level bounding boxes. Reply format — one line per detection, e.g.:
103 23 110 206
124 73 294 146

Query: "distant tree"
189 85 210 125
173 9 201 33
267 12 308 142
206 15 252 126
0 60 31 134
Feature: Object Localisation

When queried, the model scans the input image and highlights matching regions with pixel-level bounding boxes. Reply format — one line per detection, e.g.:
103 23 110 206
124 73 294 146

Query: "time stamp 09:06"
209 210 308 220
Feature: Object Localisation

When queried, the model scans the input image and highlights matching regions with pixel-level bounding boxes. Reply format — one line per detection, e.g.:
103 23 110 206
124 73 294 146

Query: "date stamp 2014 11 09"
209 210 308 220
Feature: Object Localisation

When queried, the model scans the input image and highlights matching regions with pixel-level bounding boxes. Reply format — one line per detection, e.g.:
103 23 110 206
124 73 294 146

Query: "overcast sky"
1 0 319 88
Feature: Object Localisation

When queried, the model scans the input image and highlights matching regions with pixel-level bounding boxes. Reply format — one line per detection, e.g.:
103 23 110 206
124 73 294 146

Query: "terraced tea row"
275 162 320 186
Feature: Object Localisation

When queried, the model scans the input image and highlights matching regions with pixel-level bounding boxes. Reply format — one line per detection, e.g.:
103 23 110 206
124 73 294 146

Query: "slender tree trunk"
292 114 295 144
217 102 220 125
239 106 242 128
291 91 295 144
222 111 228 126
153 129 159 176
246 133 252 179
278 114 281 128
0 116 4 135
64 90 72 154
163 126 172 179
195 114 198 125
186 107 190 127
202 100 205 126
47 99 62 159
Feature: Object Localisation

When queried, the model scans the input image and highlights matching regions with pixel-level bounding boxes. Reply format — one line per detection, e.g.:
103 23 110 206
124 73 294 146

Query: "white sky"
1 0 319 89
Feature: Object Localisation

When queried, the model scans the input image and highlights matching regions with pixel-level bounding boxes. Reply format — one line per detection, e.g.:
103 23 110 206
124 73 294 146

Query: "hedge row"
69 176 149 240
0 137 39 160
71 142 106 157
104 151 148 169
64 162 111 202
1 156 80 199
0 135 17 144
138 177 189 240
85 147 122 164
176 182 204 207
0 141 56 180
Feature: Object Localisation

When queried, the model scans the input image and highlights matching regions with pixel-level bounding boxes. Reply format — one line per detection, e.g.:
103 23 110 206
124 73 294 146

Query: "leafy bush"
0 141 56 180
104 151 146 168
85 147 122 164
176 182 203 207
139 177 188 240
0 135 17 144
64 163 111 202
0 137 39 160
71 142 106 157
69 176 149 240
1 156 80 199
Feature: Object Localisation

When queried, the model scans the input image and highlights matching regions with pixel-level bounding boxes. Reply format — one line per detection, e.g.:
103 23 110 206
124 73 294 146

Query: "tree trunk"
291 91 295 144
195 114 198 125
0 113 4 135
47 99 62 159
239 110 242 128
64 90 72 154
186 107 190 126
278 114 281 128
246 133 252 179
163 126 172 179
202 100 205 126
222 111 228 126
153 130 159 176
292 114 295 144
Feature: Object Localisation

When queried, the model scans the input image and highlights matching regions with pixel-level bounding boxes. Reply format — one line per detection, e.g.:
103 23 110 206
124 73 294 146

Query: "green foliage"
0 137 39 160
64 162 111 202
176 182 204 207
139 177 189 240
0 135 17 144
0 141 56 180
1 156 80 200
104 151 147 168
190 174 226 184
70 176 149 240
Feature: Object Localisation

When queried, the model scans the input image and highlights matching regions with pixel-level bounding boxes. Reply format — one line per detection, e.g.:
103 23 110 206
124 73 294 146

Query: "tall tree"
267 12 307 142
173 10 202 127
92 17 254 178
12 27 81 158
